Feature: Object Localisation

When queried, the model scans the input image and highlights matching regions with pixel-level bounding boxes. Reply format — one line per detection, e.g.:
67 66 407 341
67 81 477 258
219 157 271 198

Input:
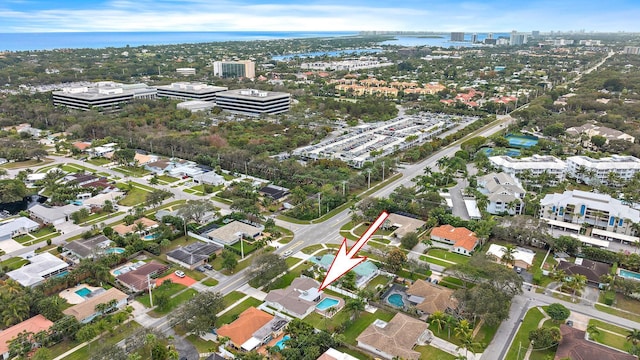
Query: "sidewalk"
430 335 482 360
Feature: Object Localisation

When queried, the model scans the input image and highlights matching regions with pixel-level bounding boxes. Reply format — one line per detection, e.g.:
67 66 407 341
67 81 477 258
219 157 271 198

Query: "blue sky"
0 0 638 33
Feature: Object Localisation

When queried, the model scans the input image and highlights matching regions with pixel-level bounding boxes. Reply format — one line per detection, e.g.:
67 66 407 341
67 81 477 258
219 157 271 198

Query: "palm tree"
569 274 587 299
144 333 157 360
345 298 365 320
454 319 472 340
551 269 567 283
501 244 517 266
627 328 640 346
324 306 337 329
429 311 446 335
456 332 481 359
446 315 458 339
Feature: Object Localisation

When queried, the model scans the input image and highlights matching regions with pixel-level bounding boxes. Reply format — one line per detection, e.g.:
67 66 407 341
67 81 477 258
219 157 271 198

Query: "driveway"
449 179 470 220
582 286 600 305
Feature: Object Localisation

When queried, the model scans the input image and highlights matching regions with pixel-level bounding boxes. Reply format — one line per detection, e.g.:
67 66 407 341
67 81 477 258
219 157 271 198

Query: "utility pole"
245 162 248 176
239 235 244 259
382 161 386 182
318 193 321 217
342 181 346 196
367 169 372 189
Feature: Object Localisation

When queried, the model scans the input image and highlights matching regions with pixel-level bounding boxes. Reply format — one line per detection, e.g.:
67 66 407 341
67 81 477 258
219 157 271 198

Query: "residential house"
557 258 611 288
7 253 69 287
0 315 54 360
317 348 359 360
486 244 535 270
430 225 479 256
216 307 288 352
566 155 640 186
0 217 40 241
89 143 117 157
555 324 636 360
63 234 112 260
62 288 128 323
540 190 640 244
205 221 263 246
259 184 290 201
112 217 158 237
29 203 82 225
356 313 430 360
384 213 426 238
72 141 92 152
192 171 225 186
312 254 378 288
264 277 339 318
489 155 566 185
116 261 168 292
133 153 157 166
566 123 635 145
405 279 457 315
166 242 222 270
477 172 525 215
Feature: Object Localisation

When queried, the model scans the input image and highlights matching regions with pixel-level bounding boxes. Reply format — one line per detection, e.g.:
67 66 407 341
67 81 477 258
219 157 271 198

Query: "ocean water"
0 31 357 52
380 32 511 47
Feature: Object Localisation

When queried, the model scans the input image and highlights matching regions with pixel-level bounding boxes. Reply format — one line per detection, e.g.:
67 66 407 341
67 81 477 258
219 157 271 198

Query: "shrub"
532 269 542 285
604 291 616 306
546 303 570 321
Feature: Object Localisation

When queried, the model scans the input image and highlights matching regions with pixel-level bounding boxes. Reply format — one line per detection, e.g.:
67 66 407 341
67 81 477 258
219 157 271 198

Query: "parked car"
203 264 213 270
283 250 293 257
566 320 574 327
195 266 206 272
174 270 185 278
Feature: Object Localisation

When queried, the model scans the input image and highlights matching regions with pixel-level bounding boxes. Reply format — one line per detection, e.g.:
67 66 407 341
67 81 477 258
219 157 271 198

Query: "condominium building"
52 81 156 111
477 172 525 215
213 60 256 79
451 32 465 42
624 46 640 55
214 89 290 116
510 31 528 46
540 190 640 242
156 82 228 102
566 123 635 145
176 67 196 76
488 155 566 184
566 155 640 186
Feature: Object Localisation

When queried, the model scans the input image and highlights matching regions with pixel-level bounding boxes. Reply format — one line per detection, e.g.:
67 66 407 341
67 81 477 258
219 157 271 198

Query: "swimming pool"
620 269 640 281
275 335 291 350
387 293 404 307
75 287 91 297
316 297 339 311
143 233 160 240
105 247 125 254
113 267 130 276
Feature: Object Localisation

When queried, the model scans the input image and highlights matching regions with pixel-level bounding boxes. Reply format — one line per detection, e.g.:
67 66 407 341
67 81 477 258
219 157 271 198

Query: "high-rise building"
471 33 478 43
624 46 640 55
531 30 540 38
213 60 256 79
510 31 528 46
487 33 493 39
450 32 465 42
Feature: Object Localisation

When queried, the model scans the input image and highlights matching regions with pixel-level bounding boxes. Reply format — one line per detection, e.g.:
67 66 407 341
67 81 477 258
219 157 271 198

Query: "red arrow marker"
319 211 389 291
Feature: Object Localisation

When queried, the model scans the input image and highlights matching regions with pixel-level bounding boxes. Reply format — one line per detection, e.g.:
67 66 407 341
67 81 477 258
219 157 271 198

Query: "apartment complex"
566 123 635 144
489 155 566 184
214 89 290 116
52 81 156 111
301 58 394 71
450 32 465 42
156 82 228 102
540 190 640 242
176 67 196 76
213 60 256 79
510 31 528 46
624 46 640 55
566 155 640 186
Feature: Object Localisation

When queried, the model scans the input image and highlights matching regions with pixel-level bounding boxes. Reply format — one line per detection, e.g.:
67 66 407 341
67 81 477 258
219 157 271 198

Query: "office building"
510 31 528 46
213 60 256 79
566 155 640 186
214 89 290 116
624 46 640 55
471 33 478 43
450 32 465 42
156 82 228 102
489 155 566 184
484 38 497 45
52 81 156 111
531 30 540 38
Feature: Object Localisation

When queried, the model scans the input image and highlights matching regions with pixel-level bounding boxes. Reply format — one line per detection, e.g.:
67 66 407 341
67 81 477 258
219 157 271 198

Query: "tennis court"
505 134 539 149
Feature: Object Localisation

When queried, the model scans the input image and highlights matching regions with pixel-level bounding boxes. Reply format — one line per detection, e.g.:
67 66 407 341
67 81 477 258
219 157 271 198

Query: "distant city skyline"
1 0 639 33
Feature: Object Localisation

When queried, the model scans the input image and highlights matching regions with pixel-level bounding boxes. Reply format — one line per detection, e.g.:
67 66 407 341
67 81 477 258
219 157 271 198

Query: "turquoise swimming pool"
75 287 91 297
275 335 290 350
105 247 125 254
143 233 160 240
316 297 339 311
387 293 404 307
620 269 640 281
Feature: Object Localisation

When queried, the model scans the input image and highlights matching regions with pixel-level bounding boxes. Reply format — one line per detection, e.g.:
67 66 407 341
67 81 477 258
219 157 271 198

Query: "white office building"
489 155 566 184
540 190 640 243
156 82 228 102
176 68 196 76
52 82 156 111
566 155 640 186
215 89 290 116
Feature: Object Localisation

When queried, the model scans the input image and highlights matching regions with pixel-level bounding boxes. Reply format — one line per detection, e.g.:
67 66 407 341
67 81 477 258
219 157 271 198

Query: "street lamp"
367 169 372 189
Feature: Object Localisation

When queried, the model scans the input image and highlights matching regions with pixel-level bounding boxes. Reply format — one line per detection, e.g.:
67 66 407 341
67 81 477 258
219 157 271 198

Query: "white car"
174 270 186 278
283 250 293 257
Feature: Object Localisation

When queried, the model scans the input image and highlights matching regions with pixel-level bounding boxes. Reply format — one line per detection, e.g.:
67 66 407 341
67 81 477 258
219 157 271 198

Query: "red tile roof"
431 225 478 251
0 315 53 355
216 307 273 348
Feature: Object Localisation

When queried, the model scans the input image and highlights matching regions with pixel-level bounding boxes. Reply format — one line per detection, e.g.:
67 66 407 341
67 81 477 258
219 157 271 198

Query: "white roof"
592 228 640 243
567 155 640 170
568 234 610 248
321 348 360 360
7 253 68 287
241 337 262 352
486 244 535 266
464 199 482 219
489 155 566 170
30 204 82 222
544 218 582 231
0 217 39 239
540 190 640 223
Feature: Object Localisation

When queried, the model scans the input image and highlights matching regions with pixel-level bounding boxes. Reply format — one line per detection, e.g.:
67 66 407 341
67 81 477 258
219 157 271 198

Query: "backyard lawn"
426 248 471 265
415 345 456 360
